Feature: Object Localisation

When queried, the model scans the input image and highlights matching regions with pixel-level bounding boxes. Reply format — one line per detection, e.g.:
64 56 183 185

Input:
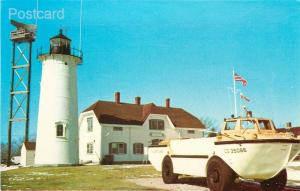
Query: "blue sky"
1 0 300 143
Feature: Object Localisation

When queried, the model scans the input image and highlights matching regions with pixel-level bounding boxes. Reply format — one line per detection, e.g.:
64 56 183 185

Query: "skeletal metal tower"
7 20 36 166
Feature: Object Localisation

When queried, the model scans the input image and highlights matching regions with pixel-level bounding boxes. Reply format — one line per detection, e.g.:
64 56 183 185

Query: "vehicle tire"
162 156 178 184
261 169 287 191
206 157 236 191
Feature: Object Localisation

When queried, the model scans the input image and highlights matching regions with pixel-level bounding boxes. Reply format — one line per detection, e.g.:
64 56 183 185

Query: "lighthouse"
35 29 82 165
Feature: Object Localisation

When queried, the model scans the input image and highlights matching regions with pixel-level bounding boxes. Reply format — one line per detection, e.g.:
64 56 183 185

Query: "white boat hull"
148 138 300 180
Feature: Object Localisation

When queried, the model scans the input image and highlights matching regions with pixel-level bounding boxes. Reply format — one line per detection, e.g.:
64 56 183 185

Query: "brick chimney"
286 122 292 129
165 98 170 108
135 96 141 105
115 92 120 104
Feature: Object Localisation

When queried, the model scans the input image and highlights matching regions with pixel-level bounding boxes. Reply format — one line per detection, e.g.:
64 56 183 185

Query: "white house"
79 92 206 164
20 142 36 166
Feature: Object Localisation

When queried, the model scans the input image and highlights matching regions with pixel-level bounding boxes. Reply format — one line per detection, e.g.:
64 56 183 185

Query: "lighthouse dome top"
50 29 71 55
50 29 71 41
38 29 83 64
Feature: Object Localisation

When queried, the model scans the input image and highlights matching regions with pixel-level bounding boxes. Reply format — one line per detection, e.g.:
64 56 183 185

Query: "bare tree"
1 143 9 162
1 137 30 163
200 117 219 137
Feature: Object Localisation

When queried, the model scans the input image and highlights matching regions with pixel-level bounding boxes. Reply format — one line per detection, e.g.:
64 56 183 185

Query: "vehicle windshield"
272 121 277 130
241 120 256 129
225 121 236 130
258 120 273 130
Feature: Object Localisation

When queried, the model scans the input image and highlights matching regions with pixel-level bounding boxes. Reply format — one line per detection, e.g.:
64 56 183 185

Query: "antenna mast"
79 0 83 50
232 69 237 117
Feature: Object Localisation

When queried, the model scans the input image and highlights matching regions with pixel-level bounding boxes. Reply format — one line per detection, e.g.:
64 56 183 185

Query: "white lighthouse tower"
35 29 82 165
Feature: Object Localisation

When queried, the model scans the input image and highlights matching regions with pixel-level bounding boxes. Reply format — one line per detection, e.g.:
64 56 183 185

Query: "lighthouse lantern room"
35 29 82 165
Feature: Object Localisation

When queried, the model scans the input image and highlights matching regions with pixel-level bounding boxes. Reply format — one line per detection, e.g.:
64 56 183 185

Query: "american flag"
234 73 247 86
240 93 250 102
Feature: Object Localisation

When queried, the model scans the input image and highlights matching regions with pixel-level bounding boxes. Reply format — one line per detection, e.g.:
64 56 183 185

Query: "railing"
37 46 83 60
11 29 35 42
71 48 83 59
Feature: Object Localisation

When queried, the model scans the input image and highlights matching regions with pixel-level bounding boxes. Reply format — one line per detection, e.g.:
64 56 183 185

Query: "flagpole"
233 69 237 117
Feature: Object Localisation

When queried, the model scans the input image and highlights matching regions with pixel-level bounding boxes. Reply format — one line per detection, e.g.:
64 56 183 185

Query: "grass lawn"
1 165 162 190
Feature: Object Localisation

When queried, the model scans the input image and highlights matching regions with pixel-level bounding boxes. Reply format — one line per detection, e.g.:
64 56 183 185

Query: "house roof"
24 141 36 150
83 100 205 129
277 127 300 136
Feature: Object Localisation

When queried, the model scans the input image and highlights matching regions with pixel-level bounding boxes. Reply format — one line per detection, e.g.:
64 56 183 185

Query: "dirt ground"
128 177 209 191
129 177 268 191
127 162 300 191
129 177 300 191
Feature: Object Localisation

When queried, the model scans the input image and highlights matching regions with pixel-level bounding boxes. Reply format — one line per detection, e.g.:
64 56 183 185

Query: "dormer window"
149 119 164 130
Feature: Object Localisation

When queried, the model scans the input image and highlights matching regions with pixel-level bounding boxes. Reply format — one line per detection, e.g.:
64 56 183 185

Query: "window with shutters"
87 143 93 154
87 117 93 132
149 119 164 130
109 142 127 154
133 143 144 154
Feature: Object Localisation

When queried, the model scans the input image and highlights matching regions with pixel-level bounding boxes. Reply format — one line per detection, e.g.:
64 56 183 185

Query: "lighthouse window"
87 117 93 132
56 124 64 137
55 122 66 138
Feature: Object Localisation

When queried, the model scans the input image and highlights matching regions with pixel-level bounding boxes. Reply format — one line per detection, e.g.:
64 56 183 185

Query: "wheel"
261 169 287 191
206 157 236 191
162 156 178 184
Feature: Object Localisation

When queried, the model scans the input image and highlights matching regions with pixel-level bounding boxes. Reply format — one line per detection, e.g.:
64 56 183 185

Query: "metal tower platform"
7 20 36 166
